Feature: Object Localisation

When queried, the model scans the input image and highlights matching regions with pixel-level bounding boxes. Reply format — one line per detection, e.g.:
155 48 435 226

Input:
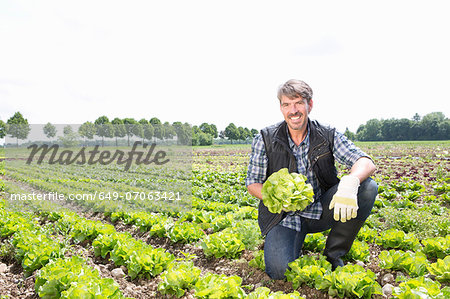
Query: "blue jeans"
264 178 378 280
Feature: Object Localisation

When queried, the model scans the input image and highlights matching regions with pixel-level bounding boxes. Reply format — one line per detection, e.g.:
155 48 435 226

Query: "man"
246 79 378 280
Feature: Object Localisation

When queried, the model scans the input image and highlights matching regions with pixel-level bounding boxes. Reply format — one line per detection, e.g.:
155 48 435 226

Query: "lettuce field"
0 141 449 298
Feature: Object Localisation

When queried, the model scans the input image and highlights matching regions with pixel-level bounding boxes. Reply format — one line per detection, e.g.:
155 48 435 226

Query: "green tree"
394 118 412 140
344 128 356 141
7 112 31 147
210 124 218 139
111 118 126 146
356 124 365 141
0 120 8 139
163 122 176 140
143 123 154 143
94 116 112 147
173 122 191 145
123 118 138 146
225 123 239 144
43 122 57 141
356 112 448 141
78 121 96 145
153 123 165 141
191 125 212 146
132 123 144 143
437 118 450 140
199 123 218 139
244 127 251 141
381 119 397 141
367 119 383 141
191 125 201 146
58 125 79 147
149 117 161 125
94 115 109 125
420 112 445 140
137 119 149 142
237 126 250 142
250 128 259 138
198 131 213 145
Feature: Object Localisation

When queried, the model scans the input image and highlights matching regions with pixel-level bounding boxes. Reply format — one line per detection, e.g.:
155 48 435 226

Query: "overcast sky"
1 0 448 134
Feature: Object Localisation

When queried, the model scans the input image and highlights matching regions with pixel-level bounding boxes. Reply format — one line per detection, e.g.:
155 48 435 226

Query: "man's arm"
247 183 263 200
348 156 376 183
333 131 376 183
330 132 377 222
245 134 267 200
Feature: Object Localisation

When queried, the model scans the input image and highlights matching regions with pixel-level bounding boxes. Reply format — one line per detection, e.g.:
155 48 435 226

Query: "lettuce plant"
285 254 331 289
0 210 35 238
421 236 450 259
249 250 265 271
376 228 421 251
344 240 370 262
356 226 378 243
302 232 326 252
167 221 205 243
93 232 135 259
427 256 450 282
379 249 429 277
393 276 445 299
318 264 382 298
12 229 64 276
127 246 174 279
35 256 125 298
247 287 305 299
262 168 314 213
157 261 201 297
200 231 245 259
222 219 262 250
194 273 246 299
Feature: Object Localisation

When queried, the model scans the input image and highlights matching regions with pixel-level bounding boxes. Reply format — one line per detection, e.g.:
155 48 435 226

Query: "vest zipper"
312 151 331 166
310 140 328 166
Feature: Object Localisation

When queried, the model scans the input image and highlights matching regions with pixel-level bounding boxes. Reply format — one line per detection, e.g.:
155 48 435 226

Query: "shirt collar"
286 123 310 149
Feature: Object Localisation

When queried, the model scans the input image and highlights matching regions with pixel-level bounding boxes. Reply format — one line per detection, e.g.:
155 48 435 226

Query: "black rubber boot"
323 219 365 271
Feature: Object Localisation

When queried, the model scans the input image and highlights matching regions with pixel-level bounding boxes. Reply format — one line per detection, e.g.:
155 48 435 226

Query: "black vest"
258 119 339 235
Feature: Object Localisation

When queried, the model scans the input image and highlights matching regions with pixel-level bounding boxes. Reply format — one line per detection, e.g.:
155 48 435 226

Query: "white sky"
0 0 449 133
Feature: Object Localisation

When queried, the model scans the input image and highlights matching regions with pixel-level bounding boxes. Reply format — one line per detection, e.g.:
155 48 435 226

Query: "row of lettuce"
0 198 129 298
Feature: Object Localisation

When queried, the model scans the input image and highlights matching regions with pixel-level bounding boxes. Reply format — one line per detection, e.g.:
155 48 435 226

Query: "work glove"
329 175 360 222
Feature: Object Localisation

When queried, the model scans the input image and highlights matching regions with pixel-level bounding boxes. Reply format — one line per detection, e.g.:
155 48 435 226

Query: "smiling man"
246 79 378 279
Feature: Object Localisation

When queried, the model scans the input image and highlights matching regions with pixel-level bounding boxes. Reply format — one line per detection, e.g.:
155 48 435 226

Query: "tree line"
345 112 449 141
1 111 448 146
0 112 259 146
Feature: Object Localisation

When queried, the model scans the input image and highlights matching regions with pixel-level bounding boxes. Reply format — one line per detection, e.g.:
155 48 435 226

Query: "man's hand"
247 183 263 200
329 175 360 222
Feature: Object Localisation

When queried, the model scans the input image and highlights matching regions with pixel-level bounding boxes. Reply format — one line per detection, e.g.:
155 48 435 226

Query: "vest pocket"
312 151 339 191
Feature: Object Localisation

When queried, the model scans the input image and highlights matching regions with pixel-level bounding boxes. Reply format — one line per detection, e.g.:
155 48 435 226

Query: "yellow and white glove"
329 175 360 222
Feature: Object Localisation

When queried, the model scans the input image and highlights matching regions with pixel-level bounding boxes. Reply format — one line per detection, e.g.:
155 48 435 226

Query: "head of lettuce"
261 168 314 214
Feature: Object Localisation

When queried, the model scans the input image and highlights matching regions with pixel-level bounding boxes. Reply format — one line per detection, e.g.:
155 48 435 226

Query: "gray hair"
277 79 313 104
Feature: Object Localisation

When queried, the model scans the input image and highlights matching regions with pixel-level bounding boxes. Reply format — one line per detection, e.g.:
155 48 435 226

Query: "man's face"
280 95 313 132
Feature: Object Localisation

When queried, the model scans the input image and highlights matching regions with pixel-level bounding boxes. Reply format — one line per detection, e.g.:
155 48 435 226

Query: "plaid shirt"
246 122 370 232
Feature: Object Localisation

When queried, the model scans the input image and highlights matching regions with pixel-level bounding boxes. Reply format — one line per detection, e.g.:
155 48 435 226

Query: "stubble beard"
287 113 308 132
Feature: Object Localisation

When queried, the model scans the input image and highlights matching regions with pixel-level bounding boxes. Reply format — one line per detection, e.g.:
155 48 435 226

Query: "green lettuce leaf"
262 168 314 213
